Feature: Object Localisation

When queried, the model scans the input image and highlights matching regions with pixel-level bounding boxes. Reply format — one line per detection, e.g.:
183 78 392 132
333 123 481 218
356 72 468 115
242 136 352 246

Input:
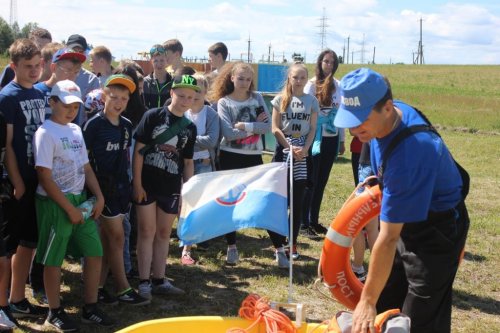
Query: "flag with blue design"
178 162 288 245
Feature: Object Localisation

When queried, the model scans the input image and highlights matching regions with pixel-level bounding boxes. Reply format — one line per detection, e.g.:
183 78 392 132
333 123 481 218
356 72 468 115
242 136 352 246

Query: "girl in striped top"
270 62 319 259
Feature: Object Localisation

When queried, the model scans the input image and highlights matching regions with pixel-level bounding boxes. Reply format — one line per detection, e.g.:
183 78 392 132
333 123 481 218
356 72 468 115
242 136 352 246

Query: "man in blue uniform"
334 68 469 333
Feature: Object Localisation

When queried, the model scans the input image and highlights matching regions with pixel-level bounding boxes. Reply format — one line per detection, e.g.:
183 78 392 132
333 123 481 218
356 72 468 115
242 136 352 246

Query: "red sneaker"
181 252 196 265
285 245 299 260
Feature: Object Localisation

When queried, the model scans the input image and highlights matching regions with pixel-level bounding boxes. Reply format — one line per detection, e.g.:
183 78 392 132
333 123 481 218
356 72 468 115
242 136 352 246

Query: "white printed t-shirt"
33 119 89 195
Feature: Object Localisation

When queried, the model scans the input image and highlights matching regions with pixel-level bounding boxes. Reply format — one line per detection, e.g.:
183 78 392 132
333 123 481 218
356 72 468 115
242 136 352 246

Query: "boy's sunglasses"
150 46 166 56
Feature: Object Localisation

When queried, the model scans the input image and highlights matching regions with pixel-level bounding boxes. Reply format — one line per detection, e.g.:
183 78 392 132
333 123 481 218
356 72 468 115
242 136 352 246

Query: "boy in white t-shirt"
33 80 114 331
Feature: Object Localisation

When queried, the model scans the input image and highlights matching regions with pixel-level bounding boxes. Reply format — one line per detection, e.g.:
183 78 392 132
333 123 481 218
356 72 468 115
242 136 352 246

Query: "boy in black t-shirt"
83 75 150 306
0 112 19 328
133 75 198 300
0 38 47 322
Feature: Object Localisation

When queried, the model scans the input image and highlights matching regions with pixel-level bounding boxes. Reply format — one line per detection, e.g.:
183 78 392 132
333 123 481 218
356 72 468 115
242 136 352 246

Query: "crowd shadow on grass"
56 232 325 332
335 156 352 164
463 251 486 262
453 289 500 315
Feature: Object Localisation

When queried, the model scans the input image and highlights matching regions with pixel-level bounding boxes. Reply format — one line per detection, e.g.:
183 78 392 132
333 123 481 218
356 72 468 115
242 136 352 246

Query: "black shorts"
101 183 131 218
134 192 180 215
3 182 38 251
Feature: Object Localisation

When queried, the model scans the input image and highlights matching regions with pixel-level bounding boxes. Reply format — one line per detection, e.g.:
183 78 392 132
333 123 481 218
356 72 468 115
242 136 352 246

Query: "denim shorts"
194 158 212 175
356 163 374 195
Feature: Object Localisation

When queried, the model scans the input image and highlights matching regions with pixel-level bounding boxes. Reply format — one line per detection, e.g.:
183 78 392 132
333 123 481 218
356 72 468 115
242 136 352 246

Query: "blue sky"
1 0 499 64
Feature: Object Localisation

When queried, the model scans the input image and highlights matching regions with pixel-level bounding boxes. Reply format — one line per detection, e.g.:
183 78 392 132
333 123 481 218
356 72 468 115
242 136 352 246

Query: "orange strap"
227 294 297 333
326 309 401 333
374 309 401 332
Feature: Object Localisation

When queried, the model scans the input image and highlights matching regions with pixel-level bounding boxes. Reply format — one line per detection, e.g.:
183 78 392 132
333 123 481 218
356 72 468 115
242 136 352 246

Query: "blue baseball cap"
334 68 388 128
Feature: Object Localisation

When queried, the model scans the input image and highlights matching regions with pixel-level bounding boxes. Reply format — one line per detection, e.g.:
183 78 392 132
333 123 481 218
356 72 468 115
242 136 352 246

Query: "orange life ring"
319 184 382 310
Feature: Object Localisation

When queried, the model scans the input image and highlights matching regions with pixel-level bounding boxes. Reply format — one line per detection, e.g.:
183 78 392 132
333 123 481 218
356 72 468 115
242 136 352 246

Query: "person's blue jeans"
356 163 374 195
194 159 212 175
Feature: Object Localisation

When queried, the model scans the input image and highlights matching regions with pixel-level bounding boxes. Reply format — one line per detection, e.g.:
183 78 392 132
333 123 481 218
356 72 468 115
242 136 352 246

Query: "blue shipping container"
257 64 287 93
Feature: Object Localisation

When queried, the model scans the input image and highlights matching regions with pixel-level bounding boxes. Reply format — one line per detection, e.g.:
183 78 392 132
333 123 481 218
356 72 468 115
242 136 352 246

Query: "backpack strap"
377 105 469 200
138 116 191 155
377 124 437 190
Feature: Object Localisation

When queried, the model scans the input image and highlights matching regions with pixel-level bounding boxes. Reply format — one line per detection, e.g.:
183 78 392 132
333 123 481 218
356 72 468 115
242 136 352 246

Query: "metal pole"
347 36 350 64
288 147 294 303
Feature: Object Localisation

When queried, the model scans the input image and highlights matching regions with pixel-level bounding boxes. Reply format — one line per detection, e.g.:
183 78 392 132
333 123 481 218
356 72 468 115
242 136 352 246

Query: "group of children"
0 30 371 332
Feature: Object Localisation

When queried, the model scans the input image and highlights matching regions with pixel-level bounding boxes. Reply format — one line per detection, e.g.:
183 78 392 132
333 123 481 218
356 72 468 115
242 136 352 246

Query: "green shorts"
35 193 103 266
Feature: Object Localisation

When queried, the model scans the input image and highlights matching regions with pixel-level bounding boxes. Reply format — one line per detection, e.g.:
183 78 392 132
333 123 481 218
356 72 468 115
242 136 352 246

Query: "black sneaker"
126 268 139 279
0 306 19 327
81 305 115 327
300 225 318 238
45 307 79 332
311 224 328 235
9 298 48 319
98 287 118 305
117 288 150 306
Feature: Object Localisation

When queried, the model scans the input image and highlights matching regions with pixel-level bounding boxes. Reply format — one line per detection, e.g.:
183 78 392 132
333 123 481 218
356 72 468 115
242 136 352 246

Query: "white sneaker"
138 281 152 300
276 251 290 269
0 309 17 329
226 247 239 265
152 280 185 295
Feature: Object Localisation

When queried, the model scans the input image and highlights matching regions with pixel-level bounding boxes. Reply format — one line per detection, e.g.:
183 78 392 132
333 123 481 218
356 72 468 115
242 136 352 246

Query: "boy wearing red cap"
35 47 86 120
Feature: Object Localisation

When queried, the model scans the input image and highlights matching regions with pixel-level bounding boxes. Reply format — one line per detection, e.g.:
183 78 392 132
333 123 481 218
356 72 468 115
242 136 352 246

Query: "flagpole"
287 146 294 303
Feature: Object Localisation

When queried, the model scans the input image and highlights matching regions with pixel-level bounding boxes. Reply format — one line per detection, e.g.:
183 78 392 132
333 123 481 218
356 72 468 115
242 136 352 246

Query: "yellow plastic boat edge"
115 316 328 333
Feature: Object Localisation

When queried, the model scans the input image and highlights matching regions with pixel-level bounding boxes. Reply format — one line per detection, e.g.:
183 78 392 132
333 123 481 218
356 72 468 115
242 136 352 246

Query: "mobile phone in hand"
255 106 265 117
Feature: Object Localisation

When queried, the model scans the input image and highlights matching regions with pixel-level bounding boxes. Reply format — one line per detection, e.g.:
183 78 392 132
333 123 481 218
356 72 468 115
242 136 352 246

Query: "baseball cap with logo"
66 34 88 51
334 68 388 129
171 74 201 92
84 88 105 113
104 74 136 93
52 47 86 63
50 80 83 105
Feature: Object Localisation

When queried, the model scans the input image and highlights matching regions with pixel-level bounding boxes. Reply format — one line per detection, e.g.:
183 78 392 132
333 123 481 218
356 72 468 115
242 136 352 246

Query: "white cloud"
0 0 498 64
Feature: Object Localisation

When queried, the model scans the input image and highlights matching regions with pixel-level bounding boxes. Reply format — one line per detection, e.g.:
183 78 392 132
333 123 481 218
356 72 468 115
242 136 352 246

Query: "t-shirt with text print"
33 119 89 196
134 107 196 196
0 81 45 181
83 112 132 183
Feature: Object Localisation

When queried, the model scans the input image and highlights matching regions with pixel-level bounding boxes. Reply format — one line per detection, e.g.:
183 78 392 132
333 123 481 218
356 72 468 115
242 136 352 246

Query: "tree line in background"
0 17 40 54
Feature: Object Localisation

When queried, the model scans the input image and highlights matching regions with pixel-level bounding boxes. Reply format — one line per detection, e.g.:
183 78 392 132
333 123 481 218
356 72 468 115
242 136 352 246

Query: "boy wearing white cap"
33 80 114 331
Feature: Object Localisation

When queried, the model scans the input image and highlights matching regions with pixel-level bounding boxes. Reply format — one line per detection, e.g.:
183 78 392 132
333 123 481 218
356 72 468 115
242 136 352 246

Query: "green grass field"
2 57 499 332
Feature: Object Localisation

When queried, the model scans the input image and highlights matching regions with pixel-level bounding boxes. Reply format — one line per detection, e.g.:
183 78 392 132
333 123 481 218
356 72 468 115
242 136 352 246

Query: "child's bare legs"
99 216 129 292
44 266 62 309
83 256 101 305
136 203 157 280
137 203 175 279
364 217 379 250
9 246 34 302
0 256 9 307
352 233 366 268
151 209 175 279
351 217 379 281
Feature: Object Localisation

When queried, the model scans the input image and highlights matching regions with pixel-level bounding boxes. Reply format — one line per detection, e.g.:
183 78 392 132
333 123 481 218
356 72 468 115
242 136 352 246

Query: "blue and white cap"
334 68 388 128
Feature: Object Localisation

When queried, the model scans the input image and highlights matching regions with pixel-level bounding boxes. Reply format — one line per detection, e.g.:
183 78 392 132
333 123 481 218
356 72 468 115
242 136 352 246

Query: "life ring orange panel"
320 185 382 310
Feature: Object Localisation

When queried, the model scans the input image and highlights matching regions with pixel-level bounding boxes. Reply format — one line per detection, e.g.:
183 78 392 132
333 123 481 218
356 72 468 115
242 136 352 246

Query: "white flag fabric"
178 162 288 245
